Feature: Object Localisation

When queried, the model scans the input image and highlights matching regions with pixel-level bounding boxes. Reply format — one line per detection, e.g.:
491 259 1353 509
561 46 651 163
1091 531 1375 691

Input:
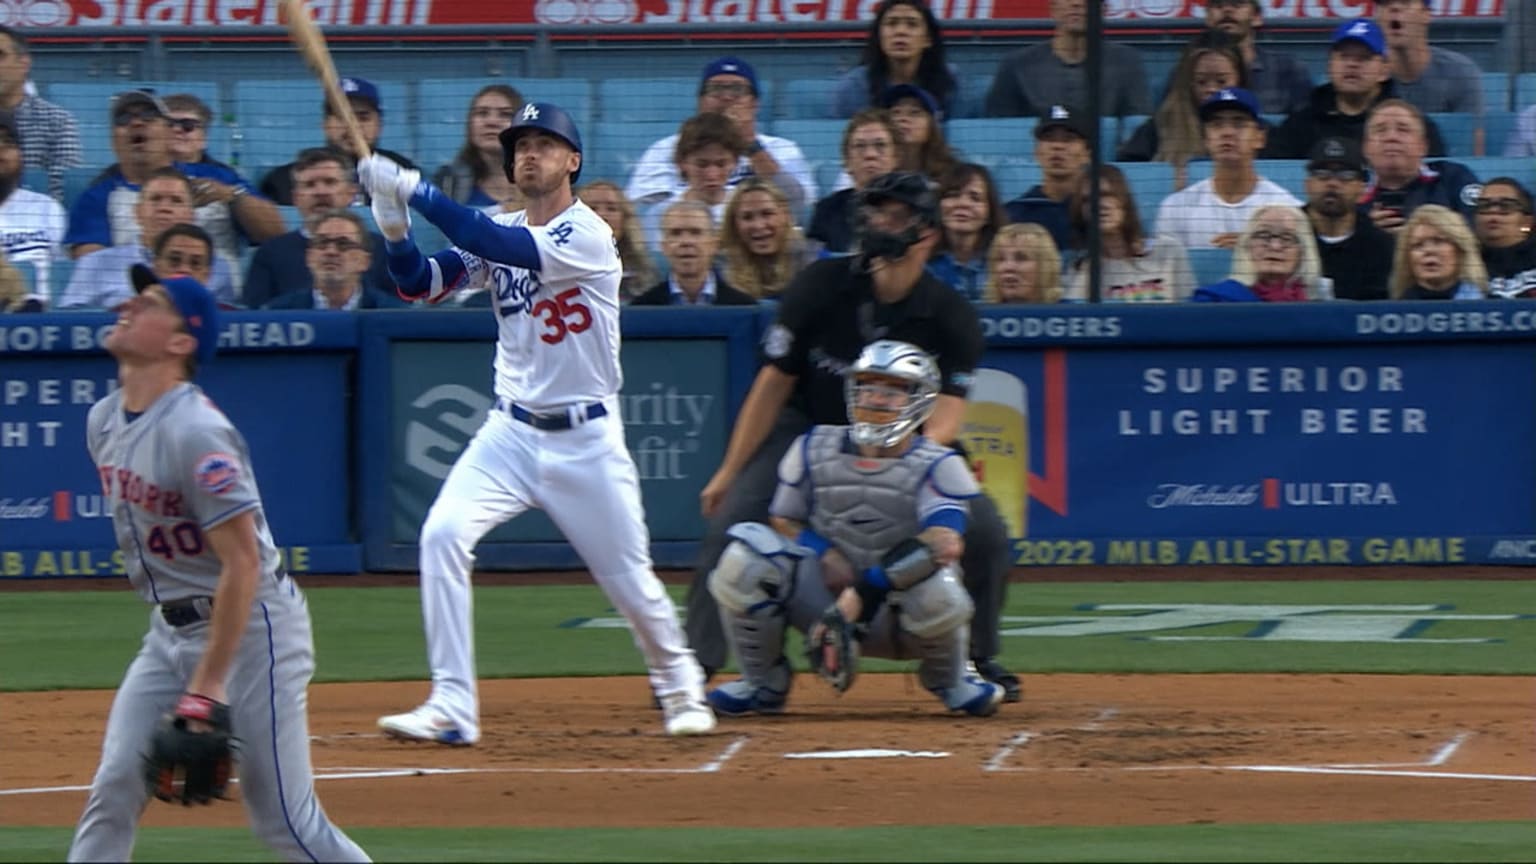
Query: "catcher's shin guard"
708 523 802 697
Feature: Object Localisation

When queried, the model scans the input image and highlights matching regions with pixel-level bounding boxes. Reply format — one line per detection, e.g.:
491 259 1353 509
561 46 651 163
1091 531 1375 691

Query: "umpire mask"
852 171 939 270
845 340 941 448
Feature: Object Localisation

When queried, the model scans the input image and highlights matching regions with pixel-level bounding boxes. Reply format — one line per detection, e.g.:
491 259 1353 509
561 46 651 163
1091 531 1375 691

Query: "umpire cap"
856 171 940 230
500 102 584 184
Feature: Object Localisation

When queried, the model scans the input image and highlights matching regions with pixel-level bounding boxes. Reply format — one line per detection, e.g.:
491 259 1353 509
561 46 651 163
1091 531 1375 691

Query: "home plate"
783 748 951 759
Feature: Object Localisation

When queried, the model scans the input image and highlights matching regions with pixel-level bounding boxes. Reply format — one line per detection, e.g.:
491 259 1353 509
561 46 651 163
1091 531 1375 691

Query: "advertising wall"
4 0 1504 29
4 303 1535 579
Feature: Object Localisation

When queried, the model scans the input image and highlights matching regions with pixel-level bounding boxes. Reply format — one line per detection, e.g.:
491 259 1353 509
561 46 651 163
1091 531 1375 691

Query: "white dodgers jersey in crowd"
447 200 623 411
0 187 66 293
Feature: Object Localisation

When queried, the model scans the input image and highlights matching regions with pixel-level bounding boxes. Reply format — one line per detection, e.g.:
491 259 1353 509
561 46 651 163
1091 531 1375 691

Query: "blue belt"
496 398 607 431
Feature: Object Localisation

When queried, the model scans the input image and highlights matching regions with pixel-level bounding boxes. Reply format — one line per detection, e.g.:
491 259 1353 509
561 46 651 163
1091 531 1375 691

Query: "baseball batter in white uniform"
359 102 716 743
69 265 368 863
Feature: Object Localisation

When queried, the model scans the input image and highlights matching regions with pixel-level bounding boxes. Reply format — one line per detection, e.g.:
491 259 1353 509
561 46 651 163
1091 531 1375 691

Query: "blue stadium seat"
233 79 410 171
989 162 1042 202
814 162 848 198
49 258 75 308
63 165 101 210
777 78 839 120
1517 73 1536 108
1429 112 1479 158
1462 156 1535 185
945 118 1034 162
1115 162 1177 232
1484 110 1518 158
587 120 679 185
11 260 36 299
1115 115 1148 149
1483 72 1513 112
414 78 594 173
20 166 47 196
771 118 847 172
1187 246 1233 289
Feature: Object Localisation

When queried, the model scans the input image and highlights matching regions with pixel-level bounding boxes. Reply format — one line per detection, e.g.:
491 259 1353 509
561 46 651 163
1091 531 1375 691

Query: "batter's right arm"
700 366 798 518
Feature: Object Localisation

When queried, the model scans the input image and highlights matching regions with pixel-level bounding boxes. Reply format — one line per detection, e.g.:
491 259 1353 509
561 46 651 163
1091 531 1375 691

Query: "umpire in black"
689 171 1021 701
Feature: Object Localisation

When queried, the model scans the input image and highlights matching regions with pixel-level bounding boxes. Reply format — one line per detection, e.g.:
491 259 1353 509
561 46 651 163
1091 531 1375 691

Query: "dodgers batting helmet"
500 102 584 184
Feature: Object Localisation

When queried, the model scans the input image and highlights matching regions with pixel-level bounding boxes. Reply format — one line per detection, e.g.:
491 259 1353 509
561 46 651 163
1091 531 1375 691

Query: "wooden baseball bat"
279 0 371 160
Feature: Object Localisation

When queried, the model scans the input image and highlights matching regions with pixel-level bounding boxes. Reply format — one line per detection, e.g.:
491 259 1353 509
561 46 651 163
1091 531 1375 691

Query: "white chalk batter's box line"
981 711 1536 782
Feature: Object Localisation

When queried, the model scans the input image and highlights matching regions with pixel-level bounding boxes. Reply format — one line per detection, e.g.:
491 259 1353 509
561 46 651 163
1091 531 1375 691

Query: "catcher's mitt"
807 604 861 694
143 694 235 806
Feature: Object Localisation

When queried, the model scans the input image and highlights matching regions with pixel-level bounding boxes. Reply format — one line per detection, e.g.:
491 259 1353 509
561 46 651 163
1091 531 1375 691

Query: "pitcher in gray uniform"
706 340 1005 717
68 264 369 863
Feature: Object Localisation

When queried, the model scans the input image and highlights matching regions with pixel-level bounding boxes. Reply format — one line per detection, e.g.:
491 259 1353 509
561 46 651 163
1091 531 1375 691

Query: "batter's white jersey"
0 187 66 299
440 199 623 411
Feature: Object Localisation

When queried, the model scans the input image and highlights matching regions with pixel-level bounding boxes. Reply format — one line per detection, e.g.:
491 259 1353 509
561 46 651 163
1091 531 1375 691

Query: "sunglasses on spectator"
1308 167 1362 183
1250 230 1300 247
169 117 205 133
310 236 363 252
1476 198 1530 215
114 107 164 126
701 82 753 98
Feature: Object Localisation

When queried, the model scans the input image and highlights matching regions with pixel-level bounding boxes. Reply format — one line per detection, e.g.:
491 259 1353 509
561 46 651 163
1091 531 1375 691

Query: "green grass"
4 822 1535 862
3 581 1535 690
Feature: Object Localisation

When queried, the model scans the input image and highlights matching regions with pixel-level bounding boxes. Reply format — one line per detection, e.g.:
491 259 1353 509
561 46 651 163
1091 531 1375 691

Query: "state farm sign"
0 0 1503 28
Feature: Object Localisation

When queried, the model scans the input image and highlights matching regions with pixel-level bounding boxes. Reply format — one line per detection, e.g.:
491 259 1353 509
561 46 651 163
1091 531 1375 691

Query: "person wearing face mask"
926 162 1004 302
719 177 808 300
1389 204 1487 299
982 223 1062 304
1474 179 1536 299
689 171 1023 707
59 170 236 308
1196 205 1328 302
1302 136 1394 301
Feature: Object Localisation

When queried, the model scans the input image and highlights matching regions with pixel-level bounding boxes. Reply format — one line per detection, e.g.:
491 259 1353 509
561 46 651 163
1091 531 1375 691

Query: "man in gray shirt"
984 0 1151 119
1204 0 1312 115
1375 0 1485 152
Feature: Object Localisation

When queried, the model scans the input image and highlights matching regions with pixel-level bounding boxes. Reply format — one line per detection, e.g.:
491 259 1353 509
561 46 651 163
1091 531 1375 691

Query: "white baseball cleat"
659 691 718 737
378 704 472 746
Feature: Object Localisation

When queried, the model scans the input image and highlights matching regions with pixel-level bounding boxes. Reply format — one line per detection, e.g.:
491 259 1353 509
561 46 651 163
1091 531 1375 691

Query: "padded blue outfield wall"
2 303 1536 578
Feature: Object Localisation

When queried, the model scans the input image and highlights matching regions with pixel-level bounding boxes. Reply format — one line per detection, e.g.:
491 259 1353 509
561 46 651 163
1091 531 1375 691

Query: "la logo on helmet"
522 105 541 121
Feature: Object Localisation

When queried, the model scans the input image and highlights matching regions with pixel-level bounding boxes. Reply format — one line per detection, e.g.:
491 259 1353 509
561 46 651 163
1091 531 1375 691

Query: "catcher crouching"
706 340 1006 717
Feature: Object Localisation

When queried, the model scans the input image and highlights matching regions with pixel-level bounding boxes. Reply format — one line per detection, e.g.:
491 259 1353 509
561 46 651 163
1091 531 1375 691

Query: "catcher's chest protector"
804 427 947 571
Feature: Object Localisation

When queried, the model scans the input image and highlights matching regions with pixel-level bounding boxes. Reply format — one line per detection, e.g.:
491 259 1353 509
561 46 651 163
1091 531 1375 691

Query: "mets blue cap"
130 263 219 369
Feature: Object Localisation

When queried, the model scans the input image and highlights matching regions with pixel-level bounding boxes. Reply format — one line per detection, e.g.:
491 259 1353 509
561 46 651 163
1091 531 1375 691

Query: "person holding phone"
1359 98 1480 235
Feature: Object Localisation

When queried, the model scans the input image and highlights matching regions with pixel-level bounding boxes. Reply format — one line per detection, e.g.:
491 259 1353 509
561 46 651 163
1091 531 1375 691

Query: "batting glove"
370 184 412 242
356 153 421 204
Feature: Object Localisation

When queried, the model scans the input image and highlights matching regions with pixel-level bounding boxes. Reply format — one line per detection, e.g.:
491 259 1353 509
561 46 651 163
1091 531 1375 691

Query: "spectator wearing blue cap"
1375 0 1484 153
882 84 958 182
1264 19 1446 159
984 0 1151 119
259 77 418 206
627 57 816 221
1004 103 1090 254
1154 87 1301 252
831 0 963 120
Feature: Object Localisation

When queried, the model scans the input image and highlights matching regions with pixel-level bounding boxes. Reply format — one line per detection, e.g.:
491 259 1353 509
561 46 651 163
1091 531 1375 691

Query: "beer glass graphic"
959 368 1030 539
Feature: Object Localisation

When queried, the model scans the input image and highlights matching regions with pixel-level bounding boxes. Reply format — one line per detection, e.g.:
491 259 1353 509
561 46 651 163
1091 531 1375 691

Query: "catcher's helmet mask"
500 102 585 185
852 171 939 272
844 339 941 448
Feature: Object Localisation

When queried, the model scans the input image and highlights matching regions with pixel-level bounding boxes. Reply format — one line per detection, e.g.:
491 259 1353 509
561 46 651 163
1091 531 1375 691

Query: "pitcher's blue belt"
495 398 607 431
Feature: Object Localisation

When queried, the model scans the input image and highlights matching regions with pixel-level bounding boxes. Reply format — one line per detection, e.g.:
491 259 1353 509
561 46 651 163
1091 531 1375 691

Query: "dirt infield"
3 673 1530 830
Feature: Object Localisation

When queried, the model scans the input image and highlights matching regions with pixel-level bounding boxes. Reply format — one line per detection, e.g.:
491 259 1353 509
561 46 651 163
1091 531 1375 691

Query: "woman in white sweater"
1063 164 1194 303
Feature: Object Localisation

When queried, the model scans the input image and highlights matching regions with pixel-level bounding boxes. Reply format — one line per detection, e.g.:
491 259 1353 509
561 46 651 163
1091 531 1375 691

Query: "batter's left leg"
543 418 713 736
231 588 369 863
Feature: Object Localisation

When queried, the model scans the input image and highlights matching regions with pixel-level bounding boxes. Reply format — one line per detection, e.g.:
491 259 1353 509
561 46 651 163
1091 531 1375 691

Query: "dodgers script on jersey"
441 200 623 410
85 382 285 604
